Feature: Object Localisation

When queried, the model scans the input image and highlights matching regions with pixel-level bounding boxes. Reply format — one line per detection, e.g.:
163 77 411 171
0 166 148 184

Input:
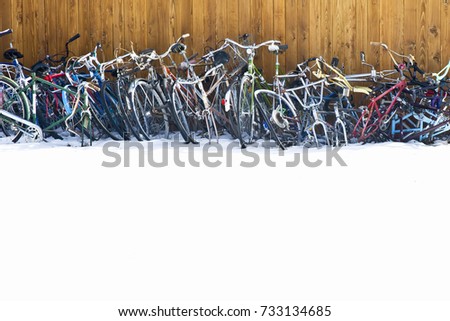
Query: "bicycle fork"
310 107 331 147
198 82 219 144
334 103 348 147
201 92 219 144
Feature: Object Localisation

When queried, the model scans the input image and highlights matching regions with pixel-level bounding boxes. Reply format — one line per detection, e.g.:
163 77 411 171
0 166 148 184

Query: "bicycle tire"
100 80 129 140
171 83 195 143
85 86 121 140
114 77 144 141
129 79 169 140
237 75 257 146
255 90 301 149
0 75 30 142
213 80 240 139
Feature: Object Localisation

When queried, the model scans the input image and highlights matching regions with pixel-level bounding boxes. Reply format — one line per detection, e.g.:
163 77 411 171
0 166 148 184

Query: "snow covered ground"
1 137 450 321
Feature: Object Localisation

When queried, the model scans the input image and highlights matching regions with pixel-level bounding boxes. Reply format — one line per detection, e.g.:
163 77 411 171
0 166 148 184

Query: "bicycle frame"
353 78 407 141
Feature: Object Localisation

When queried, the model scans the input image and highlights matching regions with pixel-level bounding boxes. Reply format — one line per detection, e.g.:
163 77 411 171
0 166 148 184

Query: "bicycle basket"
212 50 230 67
0 63 16 78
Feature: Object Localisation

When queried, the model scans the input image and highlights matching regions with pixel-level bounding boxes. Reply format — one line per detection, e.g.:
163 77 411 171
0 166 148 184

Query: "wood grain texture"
1 0 449 78
442 0 450 68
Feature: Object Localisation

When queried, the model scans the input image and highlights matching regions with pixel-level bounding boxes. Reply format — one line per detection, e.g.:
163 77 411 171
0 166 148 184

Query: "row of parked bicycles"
1 28 449 148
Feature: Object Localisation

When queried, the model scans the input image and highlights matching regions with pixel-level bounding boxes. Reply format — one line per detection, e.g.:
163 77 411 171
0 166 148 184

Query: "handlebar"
224 38 281 51
67 33 80 45
43 33 81 65
149 34 191 60
99 52 133 75
0 29 13 37
370 41 416 68
66 42 102 72
314 57 373 95
428 60 450 83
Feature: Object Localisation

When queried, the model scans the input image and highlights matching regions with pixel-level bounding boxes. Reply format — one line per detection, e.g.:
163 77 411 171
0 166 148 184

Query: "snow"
1 137 450 321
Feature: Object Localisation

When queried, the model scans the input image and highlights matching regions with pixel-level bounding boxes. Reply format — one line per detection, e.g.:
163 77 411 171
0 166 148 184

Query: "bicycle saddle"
3 48 24 60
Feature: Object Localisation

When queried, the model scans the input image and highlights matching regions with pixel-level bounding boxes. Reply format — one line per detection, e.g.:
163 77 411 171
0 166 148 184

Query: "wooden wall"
0 0 449 77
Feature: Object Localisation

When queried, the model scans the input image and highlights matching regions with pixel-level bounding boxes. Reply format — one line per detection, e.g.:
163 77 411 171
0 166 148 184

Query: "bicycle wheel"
35 89 66 139
255 90 301 149
85 85 121 140
171 83 195 143
212 80 239 139
237 75 257 145
0 76 30 142
114 77 144 141
129 79 169 140
100 80 129 140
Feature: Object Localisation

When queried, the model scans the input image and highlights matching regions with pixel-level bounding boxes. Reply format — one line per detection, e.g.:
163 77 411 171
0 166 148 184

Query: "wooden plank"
179 0 193 37
123 0 134 50
203 0 216 49
308 0 321 57
0 0 12 58
56 0 68 56
417 0 427 71
273 0 286 72
343 0 357 73
192 0 204 57
285 0 298 72
101 0 114 57
261 0 274 79
425 0 441 72
0 0 10 31
68 0 80 56
442 0 450 69
320 0 331 60
404 0 418 55
251 0 262 45
140 0 149 50
380 0 404 70
226 0 239 40
367 0 380 69
78 0 91 54
48 0 59 56
22 0 37 64
297 0 310 61
113 0 125 52
238 0 251 38
330 0 341 61
11 0 24 56
355 0 368 74
251 0 263 69
216 0 227 47
134 0 145 51
172 0 181 46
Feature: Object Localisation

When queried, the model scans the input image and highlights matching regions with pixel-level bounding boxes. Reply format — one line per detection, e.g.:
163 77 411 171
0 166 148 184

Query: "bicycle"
224 37 282 147
351 42 415 142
